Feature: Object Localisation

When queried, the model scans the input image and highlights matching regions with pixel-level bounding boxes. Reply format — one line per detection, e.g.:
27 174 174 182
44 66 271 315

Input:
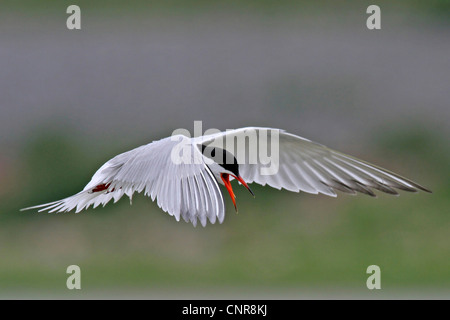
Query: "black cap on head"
201 145 240 177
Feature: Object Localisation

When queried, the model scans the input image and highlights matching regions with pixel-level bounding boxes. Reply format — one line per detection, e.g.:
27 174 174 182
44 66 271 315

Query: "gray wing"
198 127 431 196
21 135 225 227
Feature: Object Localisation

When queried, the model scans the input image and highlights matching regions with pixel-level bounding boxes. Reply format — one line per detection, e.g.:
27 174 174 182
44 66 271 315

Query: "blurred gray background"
0 0 449 299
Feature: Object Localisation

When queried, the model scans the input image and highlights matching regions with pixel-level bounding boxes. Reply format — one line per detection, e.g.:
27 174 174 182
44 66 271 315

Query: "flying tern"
21 127 431 226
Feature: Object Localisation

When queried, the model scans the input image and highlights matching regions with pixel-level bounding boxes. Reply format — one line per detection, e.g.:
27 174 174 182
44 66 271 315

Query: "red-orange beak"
220 173 254 212
233 175 255 197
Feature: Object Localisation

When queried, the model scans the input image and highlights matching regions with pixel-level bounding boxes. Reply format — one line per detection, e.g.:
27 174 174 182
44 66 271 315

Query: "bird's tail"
20 188 131 213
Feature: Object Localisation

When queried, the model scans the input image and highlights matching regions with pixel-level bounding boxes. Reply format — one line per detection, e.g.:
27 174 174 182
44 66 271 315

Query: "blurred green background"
0 1 449 298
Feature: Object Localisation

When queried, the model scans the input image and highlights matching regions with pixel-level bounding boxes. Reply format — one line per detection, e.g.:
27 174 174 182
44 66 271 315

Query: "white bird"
21 127 431 227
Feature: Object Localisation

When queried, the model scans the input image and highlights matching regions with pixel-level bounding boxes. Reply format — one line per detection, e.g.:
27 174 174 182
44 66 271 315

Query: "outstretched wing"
21 135 225 227
198 127 431 196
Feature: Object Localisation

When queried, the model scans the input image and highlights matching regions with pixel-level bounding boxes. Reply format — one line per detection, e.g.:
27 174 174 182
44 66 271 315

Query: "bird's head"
201 145 254 211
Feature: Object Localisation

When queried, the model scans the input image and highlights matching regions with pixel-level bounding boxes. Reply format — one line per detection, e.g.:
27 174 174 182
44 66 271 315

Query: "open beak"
233 175 255 197
220 173 254 213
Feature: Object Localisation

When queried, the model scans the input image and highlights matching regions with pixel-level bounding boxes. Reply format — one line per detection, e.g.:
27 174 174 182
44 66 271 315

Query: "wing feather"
198 127 430 197
21 135 225 226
